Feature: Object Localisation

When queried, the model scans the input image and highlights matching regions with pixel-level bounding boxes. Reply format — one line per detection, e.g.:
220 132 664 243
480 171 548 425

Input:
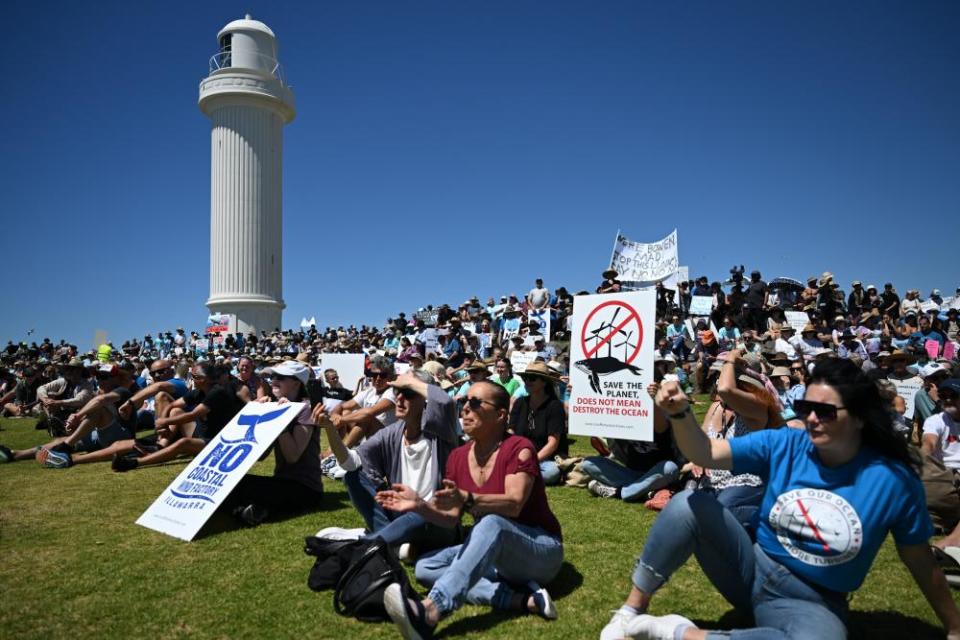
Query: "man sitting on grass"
116 359 189 440
110 362 246 472
34 358 95 437
0 364 135 468
313 370 460 555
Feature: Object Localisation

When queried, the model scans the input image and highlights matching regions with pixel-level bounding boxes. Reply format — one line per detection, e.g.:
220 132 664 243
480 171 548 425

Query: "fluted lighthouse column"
199 15 295 336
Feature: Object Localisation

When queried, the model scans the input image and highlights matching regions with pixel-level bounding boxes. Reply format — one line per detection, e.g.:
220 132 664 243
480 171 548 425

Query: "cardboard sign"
569 291 655 441
689 295 712 316
892 377 924 420
785 311 810 334
528 309 551 339
137 402 305 541
510 351 538 373
317 353 366 395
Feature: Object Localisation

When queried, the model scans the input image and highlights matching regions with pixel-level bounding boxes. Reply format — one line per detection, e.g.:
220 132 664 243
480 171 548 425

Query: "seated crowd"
1 270 960 639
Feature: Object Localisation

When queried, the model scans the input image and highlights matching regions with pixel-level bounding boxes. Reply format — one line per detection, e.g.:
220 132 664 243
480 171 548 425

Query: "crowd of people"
2 268 960 639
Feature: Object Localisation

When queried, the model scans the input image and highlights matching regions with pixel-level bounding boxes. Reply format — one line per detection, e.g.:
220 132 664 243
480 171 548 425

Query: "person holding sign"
378 380 563 637
220 360 324 526
600 359 960 640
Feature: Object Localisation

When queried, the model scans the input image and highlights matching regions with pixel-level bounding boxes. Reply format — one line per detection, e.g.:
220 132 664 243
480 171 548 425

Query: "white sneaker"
314 526 365 541
624 613 694 640
588 479 619 499
600 607 639 640
330 463 348 480
398 542 415 563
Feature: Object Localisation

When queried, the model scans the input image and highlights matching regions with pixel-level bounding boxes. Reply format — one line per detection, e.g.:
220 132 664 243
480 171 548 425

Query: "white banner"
318 353 366 395
689 295 712 316
569 292 655 441
528 309 551 339
920 300 940 313
136 402 305 541
892 377 924 420
510 351 539 373
610 230 679 284
785 311 810 334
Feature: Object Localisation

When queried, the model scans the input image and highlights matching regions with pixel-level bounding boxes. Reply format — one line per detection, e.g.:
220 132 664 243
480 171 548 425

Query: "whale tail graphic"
221 406 291 444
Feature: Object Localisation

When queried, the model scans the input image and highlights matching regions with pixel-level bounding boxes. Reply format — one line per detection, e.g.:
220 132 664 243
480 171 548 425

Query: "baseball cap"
261 360 310 385
919 363 947 379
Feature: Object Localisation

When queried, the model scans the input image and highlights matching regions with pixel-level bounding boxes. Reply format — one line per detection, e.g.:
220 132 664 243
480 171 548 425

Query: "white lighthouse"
199 15 295 336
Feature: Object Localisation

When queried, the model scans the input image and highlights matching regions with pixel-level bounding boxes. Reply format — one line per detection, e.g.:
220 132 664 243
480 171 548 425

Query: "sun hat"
261 360 310 385
519 361 562 383
771 366 791 377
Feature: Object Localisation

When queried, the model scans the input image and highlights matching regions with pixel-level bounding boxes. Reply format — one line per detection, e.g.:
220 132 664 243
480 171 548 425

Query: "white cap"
262 360 310 385
919 363 947 379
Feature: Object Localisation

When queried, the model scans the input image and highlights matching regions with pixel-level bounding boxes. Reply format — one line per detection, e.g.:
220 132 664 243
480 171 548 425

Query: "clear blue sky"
2 1 957 348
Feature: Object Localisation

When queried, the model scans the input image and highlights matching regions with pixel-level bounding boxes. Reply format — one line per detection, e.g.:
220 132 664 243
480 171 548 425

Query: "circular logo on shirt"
768 489 862 566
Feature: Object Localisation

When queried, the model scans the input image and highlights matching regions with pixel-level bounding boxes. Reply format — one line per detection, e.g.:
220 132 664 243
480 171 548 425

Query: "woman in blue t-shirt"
601 359 960 640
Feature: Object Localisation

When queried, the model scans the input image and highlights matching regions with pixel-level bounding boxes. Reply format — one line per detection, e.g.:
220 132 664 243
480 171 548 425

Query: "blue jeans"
344 470 457 549
632 490 848 639
669 334 690 360
540 460 562 486
415 514 563 615
581 457 680 502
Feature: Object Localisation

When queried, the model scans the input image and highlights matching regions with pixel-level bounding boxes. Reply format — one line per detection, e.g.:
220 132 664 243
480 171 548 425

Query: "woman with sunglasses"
220 360 324 526
601 358 960 640
509 362 567 486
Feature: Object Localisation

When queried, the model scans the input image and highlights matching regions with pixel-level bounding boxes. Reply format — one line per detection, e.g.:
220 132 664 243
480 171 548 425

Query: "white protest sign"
609 230 679 284
689 296 712 316
785 311 810 334
419 328 440 355
394 362 412 376
921 300 940 314
510 351 538 373
528 309 551 339
317 353 366 394
137 402 305 541
892 377 924 420
569 291 655 441
462 322 477 334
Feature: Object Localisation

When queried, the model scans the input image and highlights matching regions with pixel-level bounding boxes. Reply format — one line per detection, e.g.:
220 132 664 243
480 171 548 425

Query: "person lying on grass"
312 369 460 554
600 359 960 640
0 363 136 467
377 379 563 639
110 362 246 472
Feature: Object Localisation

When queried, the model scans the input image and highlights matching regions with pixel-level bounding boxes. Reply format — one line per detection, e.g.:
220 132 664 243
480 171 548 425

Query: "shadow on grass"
436 561 583 637
690 609 943 640
195 491 351 539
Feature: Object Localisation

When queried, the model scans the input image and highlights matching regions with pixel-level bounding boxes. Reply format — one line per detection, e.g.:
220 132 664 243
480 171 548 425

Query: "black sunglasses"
396 387 419 400
464 397 498 412
793 399 846 422
366 370 389 379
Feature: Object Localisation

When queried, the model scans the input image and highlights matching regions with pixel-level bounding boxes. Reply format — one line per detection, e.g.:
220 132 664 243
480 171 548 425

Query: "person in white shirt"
921 378 960 552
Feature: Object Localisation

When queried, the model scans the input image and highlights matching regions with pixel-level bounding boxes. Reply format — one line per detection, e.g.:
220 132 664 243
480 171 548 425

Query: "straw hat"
519 361 561 383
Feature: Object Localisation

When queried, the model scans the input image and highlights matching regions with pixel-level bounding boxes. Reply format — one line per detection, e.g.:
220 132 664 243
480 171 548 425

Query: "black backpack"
304 536 413 622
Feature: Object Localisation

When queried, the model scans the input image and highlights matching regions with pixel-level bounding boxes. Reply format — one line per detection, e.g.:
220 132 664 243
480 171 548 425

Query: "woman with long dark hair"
601 358 960 640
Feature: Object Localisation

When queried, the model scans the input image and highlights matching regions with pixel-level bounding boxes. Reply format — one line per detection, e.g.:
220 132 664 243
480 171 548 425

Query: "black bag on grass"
303 535 412 622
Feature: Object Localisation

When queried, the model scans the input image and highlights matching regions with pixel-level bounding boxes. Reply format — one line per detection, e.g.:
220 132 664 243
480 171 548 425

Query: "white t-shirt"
400 437 435 501
923 411 960 469
528 287 549 309
353 385 397 425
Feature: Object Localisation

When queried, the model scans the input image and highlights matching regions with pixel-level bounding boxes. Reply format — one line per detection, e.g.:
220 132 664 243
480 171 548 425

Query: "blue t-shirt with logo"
730 428 931 593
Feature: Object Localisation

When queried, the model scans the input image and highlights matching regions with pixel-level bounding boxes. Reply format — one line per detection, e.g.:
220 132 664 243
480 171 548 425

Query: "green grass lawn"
0 411 955 639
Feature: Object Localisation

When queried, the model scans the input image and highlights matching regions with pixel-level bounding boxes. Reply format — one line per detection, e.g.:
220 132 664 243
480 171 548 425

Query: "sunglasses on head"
793 399 845 422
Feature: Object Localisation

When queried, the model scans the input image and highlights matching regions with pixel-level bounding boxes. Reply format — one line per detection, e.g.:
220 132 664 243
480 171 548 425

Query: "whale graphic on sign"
578 302 644 393
220 406 290 444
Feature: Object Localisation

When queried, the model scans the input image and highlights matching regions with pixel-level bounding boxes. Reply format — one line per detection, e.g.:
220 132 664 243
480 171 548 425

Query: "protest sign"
609 230 679 284
920 300 940 314
528 309 551 339
689 296 712 316
785 311 810 334
569 291 654 441
419 327 440 355
194 338 209 352
394 362 412 376
137 402 304 541
925 339 941 360
205 313 236 336
945 342 957 362
892 377 924 420
510 351 538 373
415 309 439 327
318 353 366 394
462 322 477 334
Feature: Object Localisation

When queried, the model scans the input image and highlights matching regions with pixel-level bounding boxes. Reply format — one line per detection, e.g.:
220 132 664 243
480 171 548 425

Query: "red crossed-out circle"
580 300 644 364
